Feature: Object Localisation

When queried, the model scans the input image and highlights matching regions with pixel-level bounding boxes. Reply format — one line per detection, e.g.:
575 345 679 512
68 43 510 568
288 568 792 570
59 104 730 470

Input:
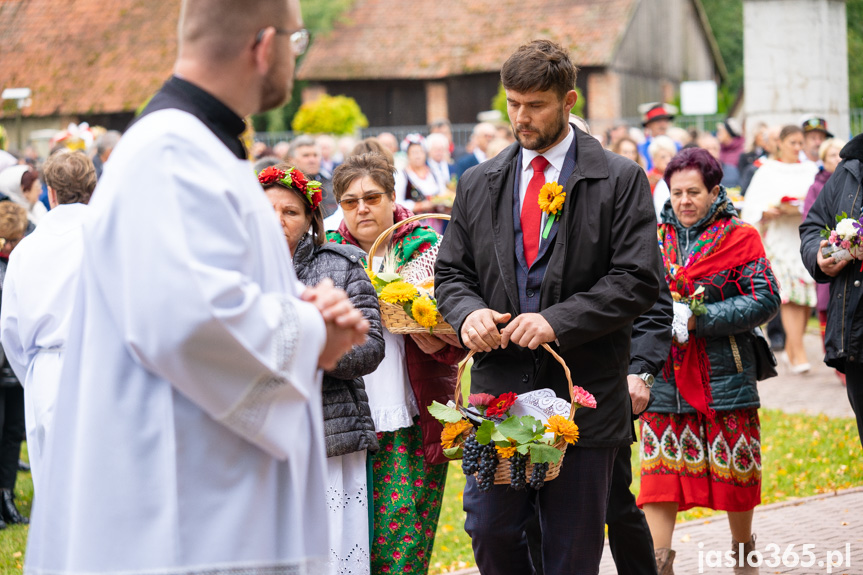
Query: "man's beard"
259 65 291 113
513 113 568 151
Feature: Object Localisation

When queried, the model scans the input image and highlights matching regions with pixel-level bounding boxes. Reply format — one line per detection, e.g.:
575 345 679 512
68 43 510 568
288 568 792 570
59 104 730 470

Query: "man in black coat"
800 132 863 448
435 40 662 575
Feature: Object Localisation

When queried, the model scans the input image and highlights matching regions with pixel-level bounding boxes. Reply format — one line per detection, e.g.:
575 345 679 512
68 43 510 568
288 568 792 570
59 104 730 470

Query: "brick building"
298 0 726 133
0 0 179 151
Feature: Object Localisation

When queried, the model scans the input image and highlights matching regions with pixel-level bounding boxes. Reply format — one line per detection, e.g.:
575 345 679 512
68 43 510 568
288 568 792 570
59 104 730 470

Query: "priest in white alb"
0 150 96 495
20 1 369 574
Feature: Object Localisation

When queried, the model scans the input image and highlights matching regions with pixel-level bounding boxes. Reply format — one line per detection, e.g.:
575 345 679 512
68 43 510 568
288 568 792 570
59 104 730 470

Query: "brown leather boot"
655 547 675 575
731 534 759 574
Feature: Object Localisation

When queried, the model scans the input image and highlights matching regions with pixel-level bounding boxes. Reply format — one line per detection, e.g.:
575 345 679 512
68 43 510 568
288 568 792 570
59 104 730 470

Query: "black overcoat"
435 127 662 447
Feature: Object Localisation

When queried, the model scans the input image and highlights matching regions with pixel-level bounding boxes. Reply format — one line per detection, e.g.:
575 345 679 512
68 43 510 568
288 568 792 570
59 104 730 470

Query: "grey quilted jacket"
649 190 781 414
293 234 385 457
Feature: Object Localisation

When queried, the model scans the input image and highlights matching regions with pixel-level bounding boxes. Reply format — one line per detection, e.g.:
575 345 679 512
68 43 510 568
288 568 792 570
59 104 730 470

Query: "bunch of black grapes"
509 452 528 490
461 434 481 476
475 442 499 492
530 462 549 490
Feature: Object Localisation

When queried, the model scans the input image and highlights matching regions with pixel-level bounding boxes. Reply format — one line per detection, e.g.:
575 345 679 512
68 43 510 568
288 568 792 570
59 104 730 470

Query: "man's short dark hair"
501 40 578 100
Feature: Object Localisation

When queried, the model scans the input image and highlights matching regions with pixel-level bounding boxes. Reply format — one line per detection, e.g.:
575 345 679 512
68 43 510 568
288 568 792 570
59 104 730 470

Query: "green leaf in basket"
528 442 563 464
516 444 530 455
443 445 463 459
427 401 464 424
402 301 414 316
376 272 401 283
490 428 507 443
475 419 496 445
495 415 545 444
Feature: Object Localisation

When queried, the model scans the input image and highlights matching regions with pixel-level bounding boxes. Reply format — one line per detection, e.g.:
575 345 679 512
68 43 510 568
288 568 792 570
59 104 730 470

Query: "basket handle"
454 342 578 421
364 213 451 273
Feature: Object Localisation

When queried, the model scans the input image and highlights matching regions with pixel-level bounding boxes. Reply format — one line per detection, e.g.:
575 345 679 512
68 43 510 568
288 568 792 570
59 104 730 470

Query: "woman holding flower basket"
642 148 780 574
326 152 465 575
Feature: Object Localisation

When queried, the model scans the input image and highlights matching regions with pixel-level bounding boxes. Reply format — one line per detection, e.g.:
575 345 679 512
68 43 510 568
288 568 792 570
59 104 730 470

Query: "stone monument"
744 0 850 138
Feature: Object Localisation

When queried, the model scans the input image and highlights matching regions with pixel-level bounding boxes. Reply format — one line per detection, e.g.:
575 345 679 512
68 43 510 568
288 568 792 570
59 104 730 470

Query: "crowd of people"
0 2 860 575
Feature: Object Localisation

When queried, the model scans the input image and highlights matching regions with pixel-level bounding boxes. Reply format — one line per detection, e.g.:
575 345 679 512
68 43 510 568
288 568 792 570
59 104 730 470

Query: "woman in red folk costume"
639 148 780 575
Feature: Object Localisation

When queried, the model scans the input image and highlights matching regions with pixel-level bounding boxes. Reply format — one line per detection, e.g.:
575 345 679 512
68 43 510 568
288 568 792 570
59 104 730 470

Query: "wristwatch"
636 372 655 389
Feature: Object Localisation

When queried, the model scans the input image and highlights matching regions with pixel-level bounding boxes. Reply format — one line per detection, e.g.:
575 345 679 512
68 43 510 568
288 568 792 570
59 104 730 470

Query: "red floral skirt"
637 408 761 512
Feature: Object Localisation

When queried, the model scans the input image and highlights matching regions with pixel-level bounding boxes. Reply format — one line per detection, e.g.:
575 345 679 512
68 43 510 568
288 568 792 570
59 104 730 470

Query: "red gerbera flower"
257 166 284 185
486 391 518 417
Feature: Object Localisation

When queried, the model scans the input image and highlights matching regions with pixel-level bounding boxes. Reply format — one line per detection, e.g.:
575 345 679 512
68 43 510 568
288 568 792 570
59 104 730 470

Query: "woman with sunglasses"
258 162 385 575
327 152 465 575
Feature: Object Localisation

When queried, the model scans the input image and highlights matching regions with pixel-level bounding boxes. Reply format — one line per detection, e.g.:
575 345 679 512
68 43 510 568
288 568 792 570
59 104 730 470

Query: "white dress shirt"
518 126 575 245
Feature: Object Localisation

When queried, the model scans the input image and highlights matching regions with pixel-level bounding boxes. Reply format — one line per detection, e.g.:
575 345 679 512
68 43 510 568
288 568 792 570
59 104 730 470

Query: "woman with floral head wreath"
327 152 465 575
258 162 385 574
641 148 780 574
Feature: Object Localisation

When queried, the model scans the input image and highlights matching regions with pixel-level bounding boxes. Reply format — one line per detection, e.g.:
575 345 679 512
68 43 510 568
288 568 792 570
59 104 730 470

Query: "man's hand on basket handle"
461 309 512 352
500 313 556 350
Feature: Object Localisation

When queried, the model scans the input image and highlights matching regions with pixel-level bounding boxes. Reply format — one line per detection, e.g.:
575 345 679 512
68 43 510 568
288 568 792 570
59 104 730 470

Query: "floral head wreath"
257 165 324 211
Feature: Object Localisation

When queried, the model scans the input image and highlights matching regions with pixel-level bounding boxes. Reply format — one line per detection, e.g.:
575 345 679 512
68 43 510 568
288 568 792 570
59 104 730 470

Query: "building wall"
315 80 428 127
743 0 850 138
610 0 719 118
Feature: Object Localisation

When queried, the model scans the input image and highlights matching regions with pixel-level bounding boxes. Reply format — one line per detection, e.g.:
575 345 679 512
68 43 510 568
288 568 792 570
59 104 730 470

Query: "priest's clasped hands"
461 308 556 352
302 278 370 370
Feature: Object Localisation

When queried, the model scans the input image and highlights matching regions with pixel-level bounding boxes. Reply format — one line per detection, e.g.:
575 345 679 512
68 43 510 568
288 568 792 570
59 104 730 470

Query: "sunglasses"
338 192 387 211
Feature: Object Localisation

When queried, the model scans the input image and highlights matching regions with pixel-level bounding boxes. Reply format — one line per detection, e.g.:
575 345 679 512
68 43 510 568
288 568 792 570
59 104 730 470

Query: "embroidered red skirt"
637 408 761 512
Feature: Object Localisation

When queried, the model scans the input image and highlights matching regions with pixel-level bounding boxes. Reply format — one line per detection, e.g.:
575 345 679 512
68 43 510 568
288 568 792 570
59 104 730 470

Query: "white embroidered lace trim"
370 401 417 433
24 557 331 575
329 543 370 575
220 296 300 440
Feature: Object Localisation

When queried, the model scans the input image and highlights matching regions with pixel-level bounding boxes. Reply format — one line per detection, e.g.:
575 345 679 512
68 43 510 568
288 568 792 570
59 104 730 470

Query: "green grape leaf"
496 415 544 444
427 401 465 424
475 419 497 445
528 443 563 464
376 272 401 283
443 445 463 459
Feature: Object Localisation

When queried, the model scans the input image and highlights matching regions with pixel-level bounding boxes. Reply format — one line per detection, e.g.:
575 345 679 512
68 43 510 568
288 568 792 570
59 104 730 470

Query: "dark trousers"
843 363 863 449
606 444 658 575
527 444 658 575
0 384 25 490
464 446 616 575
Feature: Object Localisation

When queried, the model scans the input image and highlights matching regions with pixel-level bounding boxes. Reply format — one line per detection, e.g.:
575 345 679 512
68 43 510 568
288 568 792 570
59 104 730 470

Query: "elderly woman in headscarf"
0 165 47 226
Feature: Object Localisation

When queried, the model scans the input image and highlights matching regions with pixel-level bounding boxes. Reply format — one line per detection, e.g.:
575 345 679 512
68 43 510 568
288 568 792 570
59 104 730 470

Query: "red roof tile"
298 0 639 81
0 0 180 119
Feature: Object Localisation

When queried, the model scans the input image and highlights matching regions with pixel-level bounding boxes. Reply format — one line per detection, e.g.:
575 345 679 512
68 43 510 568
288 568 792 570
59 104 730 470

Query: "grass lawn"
2 411 860 575
426 408 863 574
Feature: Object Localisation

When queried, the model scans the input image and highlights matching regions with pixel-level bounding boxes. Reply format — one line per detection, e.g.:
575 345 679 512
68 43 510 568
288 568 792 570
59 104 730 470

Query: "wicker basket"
366 213 454 335
454 342 578 485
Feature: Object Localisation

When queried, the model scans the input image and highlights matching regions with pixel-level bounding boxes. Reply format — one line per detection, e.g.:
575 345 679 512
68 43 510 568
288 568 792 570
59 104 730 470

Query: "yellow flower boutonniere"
538 182 565 239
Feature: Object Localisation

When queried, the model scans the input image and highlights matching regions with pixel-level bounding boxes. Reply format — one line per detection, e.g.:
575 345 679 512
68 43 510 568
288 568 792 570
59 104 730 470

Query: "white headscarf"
0 164 48 224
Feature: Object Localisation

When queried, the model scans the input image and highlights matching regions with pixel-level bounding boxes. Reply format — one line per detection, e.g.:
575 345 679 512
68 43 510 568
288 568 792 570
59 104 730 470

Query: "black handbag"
752 326 778 381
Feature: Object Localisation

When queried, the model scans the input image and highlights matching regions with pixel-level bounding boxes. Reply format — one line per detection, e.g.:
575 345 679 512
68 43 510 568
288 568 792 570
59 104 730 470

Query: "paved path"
451 333 862 574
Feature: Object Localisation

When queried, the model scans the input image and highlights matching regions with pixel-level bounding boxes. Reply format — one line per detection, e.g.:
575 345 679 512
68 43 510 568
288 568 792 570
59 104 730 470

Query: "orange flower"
545 415 579 444
538 182 565 215
496 445 517 458
440 419 472 449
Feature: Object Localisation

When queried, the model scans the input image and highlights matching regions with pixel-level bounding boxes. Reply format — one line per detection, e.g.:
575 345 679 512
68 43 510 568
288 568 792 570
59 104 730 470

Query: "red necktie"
521 155 549 267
